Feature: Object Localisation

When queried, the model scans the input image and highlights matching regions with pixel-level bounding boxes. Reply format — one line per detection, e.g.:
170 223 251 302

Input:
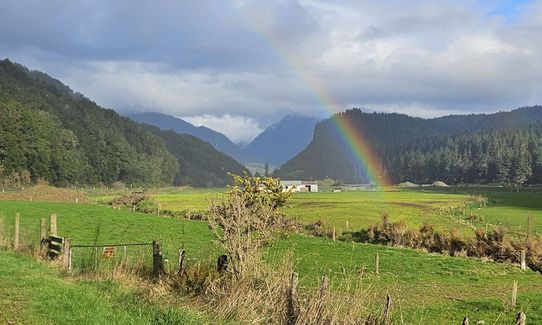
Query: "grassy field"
284 190 470 232
0 250 213 324
140 187 542 238
143 188 470 231
1 199 542 323
0 201 217 269
464 191 542 237
86 187 220 211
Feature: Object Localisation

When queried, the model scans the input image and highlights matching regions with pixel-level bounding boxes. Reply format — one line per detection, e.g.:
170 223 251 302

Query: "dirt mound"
0 185 88 203
397 181 419 188
432 181 450 187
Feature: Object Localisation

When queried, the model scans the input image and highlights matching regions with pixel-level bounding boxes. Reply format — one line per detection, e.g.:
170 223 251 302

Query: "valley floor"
1 186 542 323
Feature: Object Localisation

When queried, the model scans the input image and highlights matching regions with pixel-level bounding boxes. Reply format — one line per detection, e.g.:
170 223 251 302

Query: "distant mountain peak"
244 114 321 167
129 112 254 163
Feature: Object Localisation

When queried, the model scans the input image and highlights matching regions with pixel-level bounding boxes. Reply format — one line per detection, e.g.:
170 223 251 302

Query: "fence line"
71 242 153 248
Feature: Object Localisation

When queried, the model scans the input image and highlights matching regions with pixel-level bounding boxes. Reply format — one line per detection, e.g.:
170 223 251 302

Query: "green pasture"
0 250 213 324
464 191 542 237
284 190 469 232
144 188 473 234
148 187 222 212
1 200 541 323
0 201 217 269
271 235 542 323
141 187 542 237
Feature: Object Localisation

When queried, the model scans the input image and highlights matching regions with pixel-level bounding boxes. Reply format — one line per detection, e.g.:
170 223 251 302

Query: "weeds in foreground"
198 174 387 324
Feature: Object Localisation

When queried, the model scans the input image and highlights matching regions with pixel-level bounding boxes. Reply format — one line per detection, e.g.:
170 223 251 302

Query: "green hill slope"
0 59 246 188
143 125 248 187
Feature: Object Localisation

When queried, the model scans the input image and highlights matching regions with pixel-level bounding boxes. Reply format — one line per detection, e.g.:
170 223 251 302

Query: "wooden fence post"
177 249 186 276
63 238 72 270
346 221 349 230
40 218 47 252
383 294 392 324
375 253 380 275
0 216 4 243
152 241 165 277
332 227 336 242
527 214 533 240
315 276 328 324
50 214 57 236
286 272 299 325
516 312 526 325
14 213 20 250
462 316 469 325
512 280 518 309
520 250 526 270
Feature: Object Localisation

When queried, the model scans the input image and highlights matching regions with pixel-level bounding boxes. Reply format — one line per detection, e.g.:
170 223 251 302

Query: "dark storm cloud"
0 1 282 69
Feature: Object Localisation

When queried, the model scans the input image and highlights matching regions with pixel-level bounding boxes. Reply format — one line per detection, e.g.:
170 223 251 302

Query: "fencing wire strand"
70 243 153 272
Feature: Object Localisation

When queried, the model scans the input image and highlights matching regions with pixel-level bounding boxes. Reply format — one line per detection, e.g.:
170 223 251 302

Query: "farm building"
280 180 318 192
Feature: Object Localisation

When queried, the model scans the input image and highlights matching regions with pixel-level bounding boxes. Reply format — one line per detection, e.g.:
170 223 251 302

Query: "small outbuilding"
281 180 318 192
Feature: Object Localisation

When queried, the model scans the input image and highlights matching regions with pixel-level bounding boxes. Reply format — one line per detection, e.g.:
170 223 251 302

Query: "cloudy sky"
2 0 542 143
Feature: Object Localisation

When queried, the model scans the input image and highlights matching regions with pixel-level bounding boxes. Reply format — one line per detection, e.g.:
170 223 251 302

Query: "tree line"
397 124 542 187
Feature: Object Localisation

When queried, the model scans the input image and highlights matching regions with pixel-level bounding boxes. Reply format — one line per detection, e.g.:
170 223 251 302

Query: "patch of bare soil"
0 185 88 203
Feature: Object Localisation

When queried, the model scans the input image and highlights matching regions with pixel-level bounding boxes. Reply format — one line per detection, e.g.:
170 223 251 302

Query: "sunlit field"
3 186 542 322
136 187 542 237
1 200 541 323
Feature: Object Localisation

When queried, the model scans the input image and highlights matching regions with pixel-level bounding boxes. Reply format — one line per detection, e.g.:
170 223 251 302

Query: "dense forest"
142 125 247 187
0 59 246 188
398 124 542 186
276 107 542 186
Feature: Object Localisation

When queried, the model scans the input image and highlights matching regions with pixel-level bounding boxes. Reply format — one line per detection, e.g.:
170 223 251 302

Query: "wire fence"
69 242 155 273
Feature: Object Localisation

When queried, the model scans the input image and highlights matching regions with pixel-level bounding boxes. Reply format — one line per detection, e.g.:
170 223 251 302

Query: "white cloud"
183 114 264 145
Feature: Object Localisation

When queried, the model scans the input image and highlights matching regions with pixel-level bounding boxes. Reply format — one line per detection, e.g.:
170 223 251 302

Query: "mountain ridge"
275 106 542 184
244 115 321 167
130 112 321 168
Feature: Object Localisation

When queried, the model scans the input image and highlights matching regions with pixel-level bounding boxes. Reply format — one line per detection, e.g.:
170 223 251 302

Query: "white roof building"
280 180 318 192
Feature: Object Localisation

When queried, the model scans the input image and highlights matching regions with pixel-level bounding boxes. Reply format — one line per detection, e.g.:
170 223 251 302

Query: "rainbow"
241 8 390 187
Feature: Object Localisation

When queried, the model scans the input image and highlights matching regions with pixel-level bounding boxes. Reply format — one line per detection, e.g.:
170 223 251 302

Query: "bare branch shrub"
207 173 292 276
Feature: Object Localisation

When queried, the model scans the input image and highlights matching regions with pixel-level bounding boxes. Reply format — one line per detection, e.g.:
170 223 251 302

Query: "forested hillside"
0 59 246 188
142 125 247 187
275 107 542 186
129 112 253 163
398 124 542 186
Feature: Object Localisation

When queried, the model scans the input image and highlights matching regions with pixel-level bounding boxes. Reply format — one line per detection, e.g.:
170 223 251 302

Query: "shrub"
304 219 335 238
345 215 542 274
207 173 292 276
